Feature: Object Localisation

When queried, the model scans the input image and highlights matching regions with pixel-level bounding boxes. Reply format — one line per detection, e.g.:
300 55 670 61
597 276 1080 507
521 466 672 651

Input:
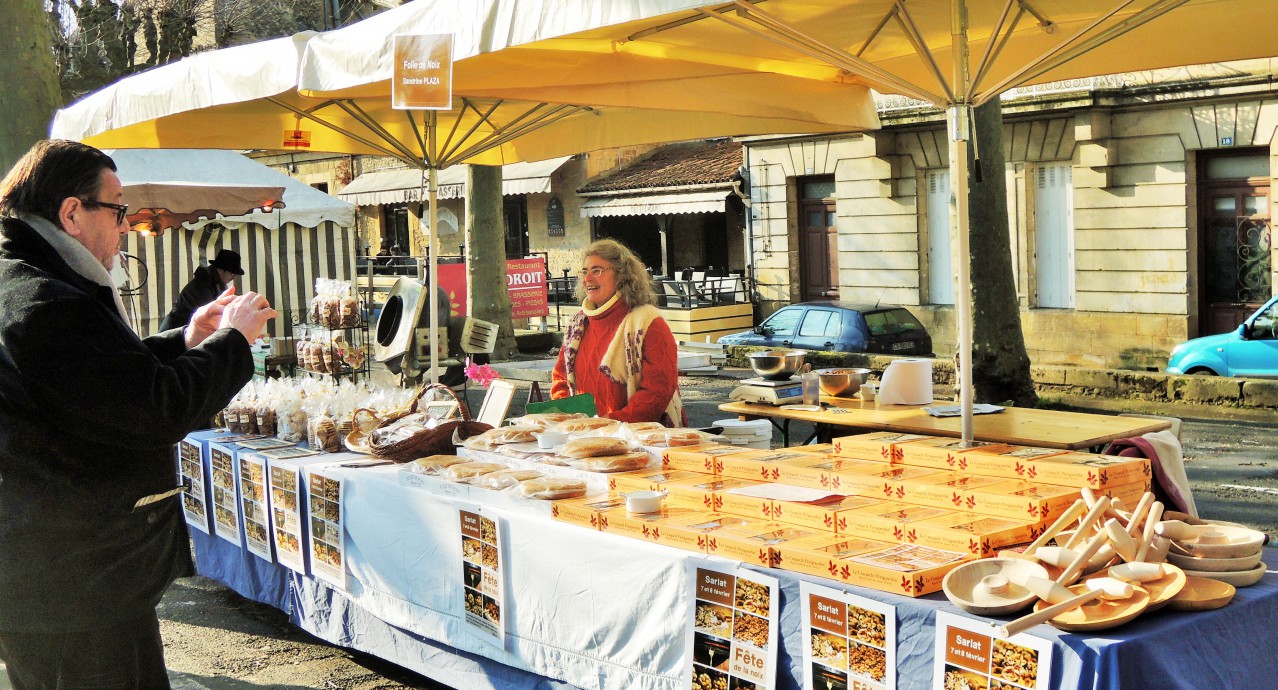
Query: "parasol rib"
265 96 421 166
855 3 900 58
970 0 1024 94
402 109 428 168
333 100 427 165
437 98 507 165
892 0 957 103
444 104 590 167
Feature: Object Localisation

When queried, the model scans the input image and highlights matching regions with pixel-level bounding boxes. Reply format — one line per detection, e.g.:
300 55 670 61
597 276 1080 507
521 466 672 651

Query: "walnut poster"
685 564 780 690
236 452 273 562
799 580 897 690
932 611 1053 690
459 507 506 648
178 438 209 534
209 443 242 546
307 470 346 590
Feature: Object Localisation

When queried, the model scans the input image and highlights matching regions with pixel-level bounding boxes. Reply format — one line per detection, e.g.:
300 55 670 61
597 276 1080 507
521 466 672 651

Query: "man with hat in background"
159 248 244 330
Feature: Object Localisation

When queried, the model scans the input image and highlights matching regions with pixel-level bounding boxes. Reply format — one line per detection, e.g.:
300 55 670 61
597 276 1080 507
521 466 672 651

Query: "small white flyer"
209 444 241 545
267 462 306 573
800 581 897 690
236 452 273 561
686 563 780 690
932 611 1054 690
177 438 209 534
307 470 346 590
459 506 506 648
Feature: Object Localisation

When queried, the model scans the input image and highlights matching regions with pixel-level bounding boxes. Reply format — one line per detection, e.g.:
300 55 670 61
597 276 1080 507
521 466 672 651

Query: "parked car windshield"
864 308 925 337
1251 301 1278 339
761 307 803 336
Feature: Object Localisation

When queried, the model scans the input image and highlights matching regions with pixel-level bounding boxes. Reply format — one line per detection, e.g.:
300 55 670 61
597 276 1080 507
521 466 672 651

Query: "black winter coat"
0 217 253 633
159 264 224 331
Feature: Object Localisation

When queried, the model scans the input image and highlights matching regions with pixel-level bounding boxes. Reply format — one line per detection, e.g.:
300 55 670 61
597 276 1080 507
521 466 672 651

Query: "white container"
534 430 568 449
621 490 667 513
715 418 773 449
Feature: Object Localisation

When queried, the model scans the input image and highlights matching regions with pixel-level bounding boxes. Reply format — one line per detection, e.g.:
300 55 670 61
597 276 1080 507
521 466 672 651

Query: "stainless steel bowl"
747 350 806 380
816 368 871 397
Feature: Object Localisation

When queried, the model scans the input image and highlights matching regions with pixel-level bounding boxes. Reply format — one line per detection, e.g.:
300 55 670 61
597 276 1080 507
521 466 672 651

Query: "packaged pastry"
561 437 630 458
634 428 714 448
507 412 586 430
408 455 467 475
621 421 666 433
571 450 651 473
555 417 620 434
462 426 539 450
517 477 588 500
443 462 509 482
477 469 544 491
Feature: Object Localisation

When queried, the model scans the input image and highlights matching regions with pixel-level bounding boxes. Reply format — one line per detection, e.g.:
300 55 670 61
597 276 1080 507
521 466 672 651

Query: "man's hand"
184 286 237 349
218 291 279 344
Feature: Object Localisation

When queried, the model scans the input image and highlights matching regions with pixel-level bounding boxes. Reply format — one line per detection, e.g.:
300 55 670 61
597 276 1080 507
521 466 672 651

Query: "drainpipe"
743 145 755 304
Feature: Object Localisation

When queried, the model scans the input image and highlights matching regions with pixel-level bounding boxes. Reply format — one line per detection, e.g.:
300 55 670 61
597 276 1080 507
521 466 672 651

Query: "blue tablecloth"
186 434 1278 690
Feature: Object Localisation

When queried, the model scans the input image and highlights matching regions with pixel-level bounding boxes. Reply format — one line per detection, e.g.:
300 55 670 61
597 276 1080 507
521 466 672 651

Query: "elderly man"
159 248 245 331
0 140 277 689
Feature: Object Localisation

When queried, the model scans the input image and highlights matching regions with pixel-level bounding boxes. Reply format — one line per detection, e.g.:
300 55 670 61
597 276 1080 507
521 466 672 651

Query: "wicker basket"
368 385 492 462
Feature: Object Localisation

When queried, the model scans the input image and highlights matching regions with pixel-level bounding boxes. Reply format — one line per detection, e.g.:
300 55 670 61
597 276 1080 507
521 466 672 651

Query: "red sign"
507 257 548 318
433 258 547 318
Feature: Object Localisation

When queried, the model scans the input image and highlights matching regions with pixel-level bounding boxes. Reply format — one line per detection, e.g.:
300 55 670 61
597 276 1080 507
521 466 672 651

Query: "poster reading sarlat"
799 581 897 690
685 564 780 690
210 444 242 545
932 611 1053 690
177 438 209 534
237 452 273 561
307 471 346 590
459 507 506 648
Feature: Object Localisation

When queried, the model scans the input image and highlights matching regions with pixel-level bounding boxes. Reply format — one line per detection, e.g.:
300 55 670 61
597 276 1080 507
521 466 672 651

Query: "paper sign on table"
685 564 780 690
307 470 346 590
268 461 307 573
800 581 897 690
459 507 506 648
178 438 210 534
932 611 1053 690
236 437 297 450
237 452 273 561
210 444 242 545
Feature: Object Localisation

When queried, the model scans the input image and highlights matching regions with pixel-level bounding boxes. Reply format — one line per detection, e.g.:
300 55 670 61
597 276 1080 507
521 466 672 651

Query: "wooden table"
718 398 1172 450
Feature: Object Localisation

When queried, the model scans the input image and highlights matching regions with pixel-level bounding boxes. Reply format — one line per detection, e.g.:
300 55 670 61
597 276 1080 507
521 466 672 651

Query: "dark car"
717 302 933 356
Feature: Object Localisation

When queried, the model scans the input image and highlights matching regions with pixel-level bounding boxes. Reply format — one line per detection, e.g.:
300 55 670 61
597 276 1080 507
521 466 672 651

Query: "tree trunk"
466 165 518 360
966 98 1038 407
0 0 62 173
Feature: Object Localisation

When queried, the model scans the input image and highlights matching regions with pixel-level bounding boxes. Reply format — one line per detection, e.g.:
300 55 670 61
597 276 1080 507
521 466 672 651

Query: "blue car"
1167 295 1278 377
718 302 933 356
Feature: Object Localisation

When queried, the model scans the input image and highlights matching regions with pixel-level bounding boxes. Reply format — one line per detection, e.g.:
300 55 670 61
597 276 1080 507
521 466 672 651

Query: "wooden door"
800 196 839 302
1200 185 1271 335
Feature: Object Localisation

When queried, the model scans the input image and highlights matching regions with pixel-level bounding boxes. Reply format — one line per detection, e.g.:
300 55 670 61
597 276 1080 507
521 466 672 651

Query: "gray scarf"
16 211 127 319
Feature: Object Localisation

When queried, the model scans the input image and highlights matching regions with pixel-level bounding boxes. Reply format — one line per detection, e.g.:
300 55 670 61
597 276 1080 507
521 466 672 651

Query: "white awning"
338 156 571 206
580 190 730 218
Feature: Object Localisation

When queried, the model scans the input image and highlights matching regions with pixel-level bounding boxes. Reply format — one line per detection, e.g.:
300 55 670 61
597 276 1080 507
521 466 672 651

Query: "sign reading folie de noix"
392 34 454 110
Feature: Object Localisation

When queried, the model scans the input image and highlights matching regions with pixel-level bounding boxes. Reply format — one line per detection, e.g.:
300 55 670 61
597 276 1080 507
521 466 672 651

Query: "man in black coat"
158 248 244 331
0 140 278 689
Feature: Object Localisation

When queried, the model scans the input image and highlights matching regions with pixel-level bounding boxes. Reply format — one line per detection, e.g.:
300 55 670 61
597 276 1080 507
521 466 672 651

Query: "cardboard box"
706 523 829 568
1100 476 1154 508
549 495 627 529
864 466 948 503
656 513 759 554
595 505 706 547
959 445 1071 479
771 494 881 532
771 454 884 493
775 455 887 491
1022 452 1152 490
715 448 826 481
831 431 937 462
774 535 970 597
896 472 1008 511
663 476 775 520
896 437 1012 471
606 469 710 494
661 444 753 474
838 502 959 543
904 513 1044 558
967 480 1081 521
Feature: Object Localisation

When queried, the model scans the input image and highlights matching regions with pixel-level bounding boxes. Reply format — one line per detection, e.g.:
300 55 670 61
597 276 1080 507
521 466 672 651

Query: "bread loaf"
574 450 650 473
443 462 508 482
561 437 630 458
478 469 544 490
516 477 588 500
555 417 620 434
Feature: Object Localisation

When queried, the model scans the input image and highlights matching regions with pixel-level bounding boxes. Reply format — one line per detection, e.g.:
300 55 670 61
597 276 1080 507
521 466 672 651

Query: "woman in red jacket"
551 239 684 426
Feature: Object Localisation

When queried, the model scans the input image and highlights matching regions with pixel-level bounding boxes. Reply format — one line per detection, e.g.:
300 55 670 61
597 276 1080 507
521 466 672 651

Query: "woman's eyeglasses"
578 266 614 278
81 199 129 225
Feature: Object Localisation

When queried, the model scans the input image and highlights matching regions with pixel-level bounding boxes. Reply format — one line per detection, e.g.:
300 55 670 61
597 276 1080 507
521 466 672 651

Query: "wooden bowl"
1167 550 1263 573
1180 561 1268 587
942 558 1049 616
1173 525 1265 559
1089 563 1186 612
1033 583 1150 632
1168 576 1236 612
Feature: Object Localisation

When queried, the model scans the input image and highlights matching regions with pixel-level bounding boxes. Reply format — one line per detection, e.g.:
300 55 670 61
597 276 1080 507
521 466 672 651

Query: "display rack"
293 319 370 383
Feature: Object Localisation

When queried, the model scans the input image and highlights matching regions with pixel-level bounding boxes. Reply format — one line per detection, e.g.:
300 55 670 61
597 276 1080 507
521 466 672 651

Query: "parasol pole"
427 109 440 385
950 0 974 442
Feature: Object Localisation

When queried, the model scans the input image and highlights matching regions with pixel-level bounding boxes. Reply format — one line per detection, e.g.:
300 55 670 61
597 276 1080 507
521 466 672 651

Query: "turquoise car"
1166 296 1278 377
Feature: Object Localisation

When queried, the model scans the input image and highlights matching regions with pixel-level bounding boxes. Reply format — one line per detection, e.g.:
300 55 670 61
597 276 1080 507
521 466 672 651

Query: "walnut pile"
991 639 1038 686
850 607 887 647
695 604 731 637
690 671 728 690
810 633 847 664
482 543 499 569
734 579 770 617
732 612 769 649
848 643 886 682
481 518 497 543
943 670 975 690
464 590 483 615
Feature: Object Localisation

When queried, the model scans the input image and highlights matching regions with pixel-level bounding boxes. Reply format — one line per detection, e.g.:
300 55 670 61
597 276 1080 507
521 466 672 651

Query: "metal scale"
729 376 804 405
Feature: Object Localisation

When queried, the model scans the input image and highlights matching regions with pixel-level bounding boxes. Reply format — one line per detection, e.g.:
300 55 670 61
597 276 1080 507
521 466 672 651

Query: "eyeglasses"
81 199 129 225
578 266 614 278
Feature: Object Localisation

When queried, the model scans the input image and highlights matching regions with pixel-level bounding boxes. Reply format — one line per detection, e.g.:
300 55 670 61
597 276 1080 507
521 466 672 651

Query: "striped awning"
580 190 730 218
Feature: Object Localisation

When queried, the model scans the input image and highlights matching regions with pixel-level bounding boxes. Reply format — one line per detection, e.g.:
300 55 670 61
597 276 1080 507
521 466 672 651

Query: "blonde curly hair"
575 238 657 308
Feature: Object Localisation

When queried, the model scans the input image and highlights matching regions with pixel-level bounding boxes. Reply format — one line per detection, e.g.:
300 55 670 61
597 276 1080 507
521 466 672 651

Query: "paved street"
3 368 1274 690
